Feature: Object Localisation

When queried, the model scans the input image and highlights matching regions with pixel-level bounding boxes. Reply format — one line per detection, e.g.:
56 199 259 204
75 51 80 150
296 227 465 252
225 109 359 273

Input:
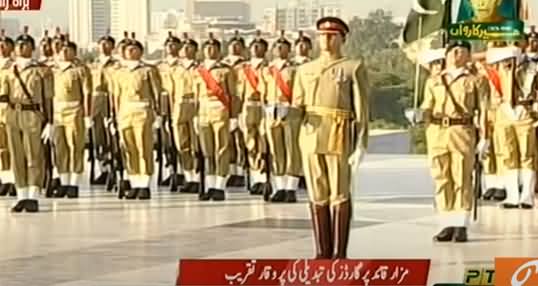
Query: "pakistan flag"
402 0 451 45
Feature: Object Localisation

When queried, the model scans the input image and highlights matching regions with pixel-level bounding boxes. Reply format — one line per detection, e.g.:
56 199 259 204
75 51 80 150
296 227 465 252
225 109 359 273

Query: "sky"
1 0 537 32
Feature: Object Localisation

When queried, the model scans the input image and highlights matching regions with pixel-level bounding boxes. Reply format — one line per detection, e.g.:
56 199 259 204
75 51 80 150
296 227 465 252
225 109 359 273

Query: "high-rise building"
193 0 251 22
263 0 341 33
68 0 110 49
110 0 150 45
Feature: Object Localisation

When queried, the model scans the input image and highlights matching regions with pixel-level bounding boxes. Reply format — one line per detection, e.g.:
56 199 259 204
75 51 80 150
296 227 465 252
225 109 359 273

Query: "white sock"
206 175 216 190
191 172 200 183
141 175 151 188
70 173 80 186
60 173 70 186
275 176 286 191
52 167 60 179
0 170 14 184
286 176 299 191
502 169 520 205
17 187 29 201
520 169 535 205
215 176 227 190
28 186 40 200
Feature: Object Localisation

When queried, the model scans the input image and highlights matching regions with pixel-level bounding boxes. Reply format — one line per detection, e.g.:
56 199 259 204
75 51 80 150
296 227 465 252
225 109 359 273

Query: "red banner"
177 259 431 286
0 0 42 10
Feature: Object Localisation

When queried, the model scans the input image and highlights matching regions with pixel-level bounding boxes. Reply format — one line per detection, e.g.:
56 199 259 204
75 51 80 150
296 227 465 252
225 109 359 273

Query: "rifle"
166 112 180 192
244 144 251 193
156 127 164 185
88 127 96 184
262 148 273 202
473 154 482 221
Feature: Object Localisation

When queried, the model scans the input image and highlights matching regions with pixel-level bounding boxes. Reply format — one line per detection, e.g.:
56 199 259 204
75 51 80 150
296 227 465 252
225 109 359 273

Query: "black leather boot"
309 203 332 259
433 227 455 242
67 186 79 199
138 188 151 200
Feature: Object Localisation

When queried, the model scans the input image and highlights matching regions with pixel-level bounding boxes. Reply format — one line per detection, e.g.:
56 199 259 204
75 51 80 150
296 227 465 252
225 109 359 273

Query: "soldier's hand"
153 116 163 130
84 117 94 129
404 108 423 125
41 123 54 143
476 139 490 159
193 116 200 134
348 148 365 168
229 118 239 131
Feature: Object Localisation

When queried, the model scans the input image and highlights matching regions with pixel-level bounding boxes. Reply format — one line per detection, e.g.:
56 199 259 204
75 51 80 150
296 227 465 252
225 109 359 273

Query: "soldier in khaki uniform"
52 28 65 60
237 31 270 195
113 38 162 200
293 31 312 66
176 33 201 194
89 33 119 186
5 30 54 213
486 46 537 209
263 31 300 203
194 33 239 201
157 32 183 191
50 41 93 198
0 30 16 197
38 31 54 67
415 41 490 242
293 17 368 258
222 31 247 187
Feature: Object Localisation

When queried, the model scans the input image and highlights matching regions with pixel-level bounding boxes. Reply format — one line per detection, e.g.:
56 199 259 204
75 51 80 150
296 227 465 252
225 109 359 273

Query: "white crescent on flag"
412 0 448 15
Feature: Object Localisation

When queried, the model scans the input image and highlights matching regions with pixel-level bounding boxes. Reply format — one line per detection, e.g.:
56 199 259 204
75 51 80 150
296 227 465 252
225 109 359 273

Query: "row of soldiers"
407 30 538 243
0 25 319 210
0 16 369 260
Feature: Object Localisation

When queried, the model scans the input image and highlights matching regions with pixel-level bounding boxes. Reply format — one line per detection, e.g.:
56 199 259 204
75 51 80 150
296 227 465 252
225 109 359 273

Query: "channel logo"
496 258 538 286
463 267 495 285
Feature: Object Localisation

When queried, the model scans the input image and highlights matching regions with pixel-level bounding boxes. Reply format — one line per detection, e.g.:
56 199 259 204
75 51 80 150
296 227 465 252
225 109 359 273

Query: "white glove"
193 117 200 134
84 117 93 129
41 123 54 143
153 116 163 130
404 108 423 125
476 139 490 158
238 116 246 131
104 117 117 134
348 147 365 168
229 118 239 131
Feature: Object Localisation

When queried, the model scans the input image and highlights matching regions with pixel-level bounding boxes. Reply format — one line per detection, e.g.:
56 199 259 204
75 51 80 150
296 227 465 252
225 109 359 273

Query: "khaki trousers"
302 153 351 206
92 94 108 161
173 120 197 173
494 121 536 173
199 119 230 177
0 122 9 171
53 108 85 174
119 110 155 176
6 109 45 188
426 125 475 212
266 117 301 176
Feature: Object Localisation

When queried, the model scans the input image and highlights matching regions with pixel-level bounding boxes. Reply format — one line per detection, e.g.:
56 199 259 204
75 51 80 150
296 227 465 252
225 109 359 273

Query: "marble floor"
0 153 537 286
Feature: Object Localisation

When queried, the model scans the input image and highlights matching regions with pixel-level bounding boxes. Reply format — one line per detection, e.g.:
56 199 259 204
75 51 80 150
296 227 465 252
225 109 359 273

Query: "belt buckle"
15 103 22 111
441 117 450 128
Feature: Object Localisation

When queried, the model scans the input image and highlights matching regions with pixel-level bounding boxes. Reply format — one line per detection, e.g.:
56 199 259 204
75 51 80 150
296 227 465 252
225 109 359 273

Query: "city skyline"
1 0 537 35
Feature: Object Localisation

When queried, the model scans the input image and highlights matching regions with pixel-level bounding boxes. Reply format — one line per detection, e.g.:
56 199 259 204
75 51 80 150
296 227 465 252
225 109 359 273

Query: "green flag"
403 0 451 44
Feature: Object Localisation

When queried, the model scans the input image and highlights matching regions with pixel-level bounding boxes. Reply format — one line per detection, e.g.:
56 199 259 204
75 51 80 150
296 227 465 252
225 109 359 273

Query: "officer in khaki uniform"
89 32 119 186
5 30 54 213
176 33 201 194
263 30 300 203
0 30 16 197
293 30 312 66
51 41 93 199
237 31 270 195
113 38 162 200
194 33 239 201
222 31 247 187
293 17 368 258
52 28 65 60
38 30 54 67
417 41 490 242
487 46 537 209
157 31 183 190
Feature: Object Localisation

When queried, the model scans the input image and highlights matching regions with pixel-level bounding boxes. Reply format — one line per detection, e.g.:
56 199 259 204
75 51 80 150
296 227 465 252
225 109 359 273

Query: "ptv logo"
464 268 494 285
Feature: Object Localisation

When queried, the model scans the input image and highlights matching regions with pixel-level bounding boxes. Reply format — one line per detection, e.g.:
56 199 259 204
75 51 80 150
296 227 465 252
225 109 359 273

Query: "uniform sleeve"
226 68 240 118
148 66 164 115
475 75 491 139
81 65 93 116
0 71 9 96
291 66 305 112
420 78 435 111
352 61 369 151
261 67 270 104
41 66 54 100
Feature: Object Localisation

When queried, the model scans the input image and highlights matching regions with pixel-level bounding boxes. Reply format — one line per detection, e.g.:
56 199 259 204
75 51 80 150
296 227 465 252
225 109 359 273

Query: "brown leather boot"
309 203 332 259
332 200 352 259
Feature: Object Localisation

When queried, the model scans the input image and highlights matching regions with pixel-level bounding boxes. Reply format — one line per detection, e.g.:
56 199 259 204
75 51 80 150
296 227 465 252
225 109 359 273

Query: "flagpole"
413 15 424 109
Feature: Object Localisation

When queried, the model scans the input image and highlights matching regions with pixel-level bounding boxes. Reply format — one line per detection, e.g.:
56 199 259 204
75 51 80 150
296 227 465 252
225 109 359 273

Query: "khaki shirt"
89 56 118 96
193 61 239 119
170 64 196 122
52 62 92 103
0 58 14 121
4 60 54 106
263 59 295 105
158 57 181 96
293 57 369 155
114 61 162 116
237 59 267 103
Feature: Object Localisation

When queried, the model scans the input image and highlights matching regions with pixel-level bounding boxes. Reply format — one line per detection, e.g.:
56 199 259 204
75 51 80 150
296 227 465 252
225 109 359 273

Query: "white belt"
200 100 224 109
245 101 263 107
55 101 81 111
124 102 150 109
177 99 196 104
93 91 108 96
